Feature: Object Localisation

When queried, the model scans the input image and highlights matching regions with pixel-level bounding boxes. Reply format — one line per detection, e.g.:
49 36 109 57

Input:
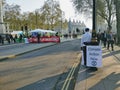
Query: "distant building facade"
68 19 86 34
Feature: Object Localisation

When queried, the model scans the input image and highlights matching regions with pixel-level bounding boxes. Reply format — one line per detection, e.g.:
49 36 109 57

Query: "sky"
6 0 92 28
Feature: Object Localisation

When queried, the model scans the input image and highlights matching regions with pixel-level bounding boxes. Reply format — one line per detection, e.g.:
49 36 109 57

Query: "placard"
86 46 102 67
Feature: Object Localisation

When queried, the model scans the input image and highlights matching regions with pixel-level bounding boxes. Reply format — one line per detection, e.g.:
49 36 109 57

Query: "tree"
114 0 120 44
97 0 115 31
3 3 21 30
40 0 65 30
27 12 35 29
3 0 68 32
72 0 116 31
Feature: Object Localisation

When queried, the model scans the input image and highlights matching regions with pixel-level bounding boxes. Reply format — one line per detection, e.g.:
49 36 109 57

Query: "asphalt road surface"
0 39 81 90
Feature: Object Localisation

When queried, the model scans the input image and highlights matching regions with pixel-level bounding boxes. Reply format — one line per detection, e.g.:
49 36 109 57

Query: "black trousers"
83 46 87 65
103 38 107 47
107 40 114 50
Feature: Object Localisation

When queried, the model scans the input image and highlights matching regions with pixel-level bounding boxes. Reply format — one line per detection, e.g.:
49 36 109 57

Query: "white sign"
86 46 102 67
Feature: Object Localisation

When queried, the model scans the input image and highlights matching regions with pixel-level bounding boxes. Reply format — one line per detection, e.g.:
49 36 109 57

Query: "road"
0 43 35 56
0 39 81 90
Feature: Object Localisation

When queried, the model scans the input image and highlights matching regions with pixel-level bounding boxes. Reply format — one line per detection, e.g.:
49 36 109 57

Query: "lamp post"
61 11 64 35
0 0 3 23
92 0 97 42
61 12 62 34
87 0 99 59
0 0 5 33
35 11 38 29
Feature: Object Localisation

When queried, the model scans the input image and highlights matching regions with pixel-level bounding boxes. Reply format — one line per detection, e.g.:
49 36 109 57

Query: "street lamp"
92 0 97 42
0 0 5 33
35 11 38 29
35 9 39 29
0 0 3 23
61 11 64 35
61 12 62 33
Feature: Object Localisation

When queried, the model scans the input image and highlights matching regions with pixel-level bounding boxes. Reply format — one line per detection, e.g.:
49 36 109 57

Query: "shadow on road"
17 70 70 90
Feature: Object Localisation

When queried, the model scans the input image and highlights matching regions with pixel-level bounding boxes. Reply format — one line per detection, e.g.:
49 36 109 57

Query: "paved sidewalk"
0 38 74 61
75 45 120 90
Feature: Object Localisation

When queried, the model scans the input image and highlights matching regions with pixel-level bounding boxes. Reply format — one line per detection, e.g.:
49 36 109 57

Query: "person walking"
102 31 107 47
81 28 92 66
107 31 114 51
97 32 101 45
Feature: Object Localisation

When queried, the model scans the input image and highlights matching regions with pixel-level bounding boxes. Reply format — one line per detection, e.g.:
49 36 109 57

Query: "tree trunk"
115 0 120 44
107 19 112 31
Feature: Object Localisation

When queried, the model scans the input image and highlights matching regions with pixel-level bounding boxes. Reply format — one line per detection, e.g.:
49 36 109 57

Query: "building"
68 19 86 34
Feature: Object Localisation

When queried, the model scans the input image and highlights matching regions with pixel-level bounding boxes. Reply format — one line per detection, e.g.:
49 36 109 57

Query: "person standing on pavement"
37 33 40 43
102 31 107 47
81 28 92 66
0 35 2 44
107 31 114 51
6 34 10 44
13 34 18 43
0 35 4 44
97 32 101 45
9 34 14 43
19 34 23 43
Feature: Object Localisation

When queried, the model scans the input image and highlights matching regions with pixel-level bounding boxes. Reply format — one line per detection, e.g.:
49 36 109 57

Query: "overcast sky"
6 0 92 28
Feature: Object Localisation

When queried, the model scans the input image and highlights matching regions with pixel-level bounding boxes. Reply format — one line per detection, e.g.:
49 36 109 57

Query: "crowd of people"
81 28 116 51
0 34 23 45
96 30 116 51
80 28 116 67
